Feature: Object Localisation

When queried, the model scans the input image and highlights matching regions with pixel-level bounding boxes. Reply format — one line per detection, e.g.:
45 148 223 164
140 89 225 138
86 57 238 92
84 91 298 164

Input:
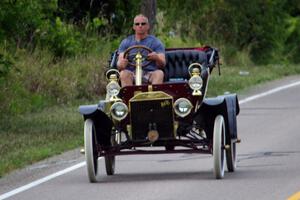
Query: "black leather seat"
164 50 207 82
108 49 209 82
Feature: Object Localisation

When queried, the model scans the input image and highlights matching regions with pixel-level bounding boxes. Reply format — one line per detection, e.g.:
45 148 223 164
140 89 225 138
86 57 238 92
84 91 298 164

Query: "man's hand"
117 53 128 70
147 52 159 61
147 52 166 68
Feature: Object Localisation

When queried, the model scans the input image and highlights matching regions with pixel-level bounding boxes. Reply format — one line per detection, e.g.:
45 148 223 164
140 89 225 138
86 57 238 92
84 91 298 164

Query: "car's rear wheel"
213 115 225 179
105 155 115 175
226 140 237 172
104 130 118 175
165 145 175 151
84 119 98 182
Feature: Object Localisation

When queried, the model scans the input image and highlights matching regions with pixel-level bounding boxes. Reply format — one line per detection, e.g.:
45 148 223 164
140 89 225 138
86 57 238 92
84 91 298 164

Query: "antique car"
79 45 240 182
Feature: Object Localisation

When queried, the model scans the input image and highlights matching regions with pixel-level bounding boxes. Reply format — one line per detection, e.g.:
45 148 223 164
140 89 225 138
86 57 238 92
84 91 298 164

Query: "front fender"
78 104 98 116
197 94 239 140
78 101 113 147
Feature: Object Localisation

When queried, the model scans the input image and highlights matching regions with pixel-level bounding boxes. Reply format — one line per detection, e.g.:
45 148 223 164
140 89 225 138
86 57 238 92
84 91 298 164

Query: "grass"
207 64 300 97
0 44 111 116
0 105 83 177
1 63 300 177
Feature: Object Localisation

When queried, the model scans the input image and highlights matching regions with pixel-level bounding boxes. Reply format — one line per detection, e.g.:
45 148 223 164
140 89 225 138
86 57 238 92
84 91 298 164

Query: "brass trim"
102 100 113 114
148 84 153 92
127 125 132 139
129 91 173 102
192 89 202 96
105 69 120 81
174 121 178 137
147 130 159 142
135 52 143 86
188 63 203 76
133 91 142 96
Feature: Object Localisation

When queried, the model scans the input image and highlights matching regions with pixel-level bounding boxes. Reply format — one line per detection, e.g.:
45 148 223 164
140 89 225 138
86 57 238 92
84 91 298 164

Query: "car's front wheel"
84 119 98 182
213 115 225 179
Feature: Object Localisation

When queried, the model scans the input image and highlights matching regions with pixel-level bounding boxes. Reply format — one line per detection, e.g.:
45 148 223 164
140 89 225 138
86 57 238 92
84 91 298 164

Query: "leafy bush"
0 0 57 48
37 17 82 57
0 47 109 118
0 51 14 80
158 0 288 64
285 17 300 63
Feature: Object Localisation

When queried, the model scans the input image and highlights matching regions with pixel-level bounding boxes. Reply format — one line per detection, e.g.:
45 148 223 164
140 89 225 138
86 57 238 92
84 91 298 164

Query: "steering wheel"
123 45 153 67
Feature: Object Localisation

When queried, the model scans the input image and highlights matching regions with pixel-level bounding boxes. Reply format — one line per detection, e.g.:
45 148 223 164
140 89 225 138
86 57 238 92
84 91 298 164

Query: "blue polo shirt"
118 35 165 72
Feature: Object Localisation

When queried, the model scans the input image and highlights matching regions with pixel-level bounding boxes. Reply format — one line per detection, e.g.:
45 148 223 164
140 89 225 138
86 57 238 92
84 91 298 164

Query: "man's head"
133 14 150 37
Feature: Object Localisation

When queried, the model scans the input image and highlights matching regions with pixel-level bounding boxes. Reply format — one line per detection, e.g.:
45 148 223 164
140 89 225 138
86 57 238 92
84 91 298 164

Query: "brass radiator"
129 92 175 141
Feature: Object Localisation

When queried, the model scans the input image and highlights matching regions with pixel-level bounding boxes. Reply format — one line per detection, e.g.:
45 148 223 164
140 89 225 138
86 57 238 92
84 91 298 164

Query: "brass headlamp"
105 69 121 101
188 63 203 96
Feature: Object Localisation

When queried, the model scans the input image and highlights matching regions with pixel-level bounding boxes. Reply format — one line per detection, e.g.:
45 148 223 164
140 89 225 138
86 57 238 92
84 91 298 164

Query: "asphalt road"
1 76 300 200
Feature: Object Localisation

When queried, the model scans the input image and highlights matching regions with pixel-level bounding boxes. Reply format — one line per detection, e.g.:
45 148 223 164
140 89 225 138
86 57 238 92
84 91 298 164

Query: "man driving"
117 14 166 87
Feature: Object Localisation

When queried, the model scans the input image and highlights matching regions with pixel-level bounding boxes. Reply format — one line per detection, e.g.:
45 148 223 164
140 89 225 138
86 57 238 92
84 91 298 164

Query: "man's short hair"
134 14 149 23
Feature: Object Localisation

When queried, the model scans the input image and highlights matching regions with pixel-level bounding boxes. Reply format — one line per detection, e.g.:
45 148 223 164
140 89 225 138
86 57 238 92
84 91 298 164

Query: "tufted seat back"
164 50 207 81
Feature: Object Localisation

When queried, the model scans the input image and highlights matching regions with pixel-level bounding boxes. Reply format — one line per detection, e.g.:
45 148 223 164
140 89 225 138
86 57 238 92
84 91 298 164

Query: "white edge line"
1 79 300 199
239 81 300 105
0 162 85 200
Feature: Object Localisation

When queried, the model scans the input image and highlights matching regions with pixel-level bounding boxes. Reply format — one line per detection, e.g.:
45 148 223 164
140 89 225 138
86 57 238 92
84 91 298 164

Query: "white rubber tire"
105 155 115 175
226 141 237 172
213 115 226 179
84 119 98 182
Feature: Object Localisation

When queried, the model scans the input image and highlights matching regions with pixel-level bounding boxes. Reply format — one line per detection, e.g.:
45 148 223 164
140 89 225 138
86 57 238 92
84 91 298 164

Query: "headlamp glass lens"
174 98 193 117
106 82 120 96
110 102 128 121
189 76 203 90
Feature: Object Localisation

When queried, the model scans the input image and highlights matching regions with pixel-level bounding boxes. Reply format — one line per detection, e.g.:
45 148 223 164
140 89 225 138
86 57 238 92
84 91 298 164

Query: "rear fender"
78 101 113 147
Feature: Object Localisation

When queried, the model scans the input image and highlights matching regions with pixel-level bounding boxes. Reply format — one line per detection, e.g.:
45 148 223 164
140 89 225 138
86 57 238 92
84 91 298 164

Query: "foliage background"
0 0 300 116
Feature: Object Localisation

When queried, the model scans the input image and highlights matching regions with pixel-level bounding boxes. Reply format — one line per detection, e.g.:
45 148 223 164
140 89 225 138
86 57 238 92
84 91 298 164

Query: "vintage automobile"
79 45 240 182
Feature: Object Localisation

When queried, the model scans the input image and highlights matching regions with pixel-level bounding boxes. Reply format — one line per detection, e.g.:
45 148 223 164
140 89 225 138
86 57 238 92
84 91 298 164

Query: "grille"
130 97 174 141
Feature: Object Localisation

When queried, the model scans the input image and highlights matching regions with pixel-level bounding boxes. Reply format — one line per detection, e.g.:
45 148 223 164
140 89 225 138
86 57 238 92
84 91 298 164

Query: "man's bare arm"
117 52 129 70
147 52 166 69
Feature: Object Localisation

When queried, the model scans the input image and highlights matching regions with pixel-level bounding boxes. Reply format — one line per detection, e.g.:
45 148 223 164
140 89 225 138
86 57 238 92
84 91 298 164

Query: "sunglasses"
134 22 147 26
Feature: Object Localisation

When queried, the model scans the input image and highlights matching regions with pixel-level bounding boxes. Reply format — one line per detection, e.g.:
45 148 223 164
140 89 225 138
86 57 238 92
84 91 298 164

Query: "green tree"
0 0 57 49
57 0 140 36
158 0 288 64
284 0 300 63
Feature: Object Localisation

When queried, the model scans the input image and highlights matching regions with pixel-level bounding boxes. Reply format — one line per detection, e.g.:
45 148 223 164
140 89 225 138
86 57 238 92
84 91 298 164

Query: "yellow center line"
288 191 300 200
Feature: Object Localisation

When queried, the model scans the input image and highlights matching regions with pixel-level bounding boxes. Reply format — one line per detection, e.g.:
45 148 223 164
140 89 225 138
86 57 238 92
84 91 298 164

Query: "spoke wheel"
84 119 98 182
226 141 237 172
213 115 226 179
